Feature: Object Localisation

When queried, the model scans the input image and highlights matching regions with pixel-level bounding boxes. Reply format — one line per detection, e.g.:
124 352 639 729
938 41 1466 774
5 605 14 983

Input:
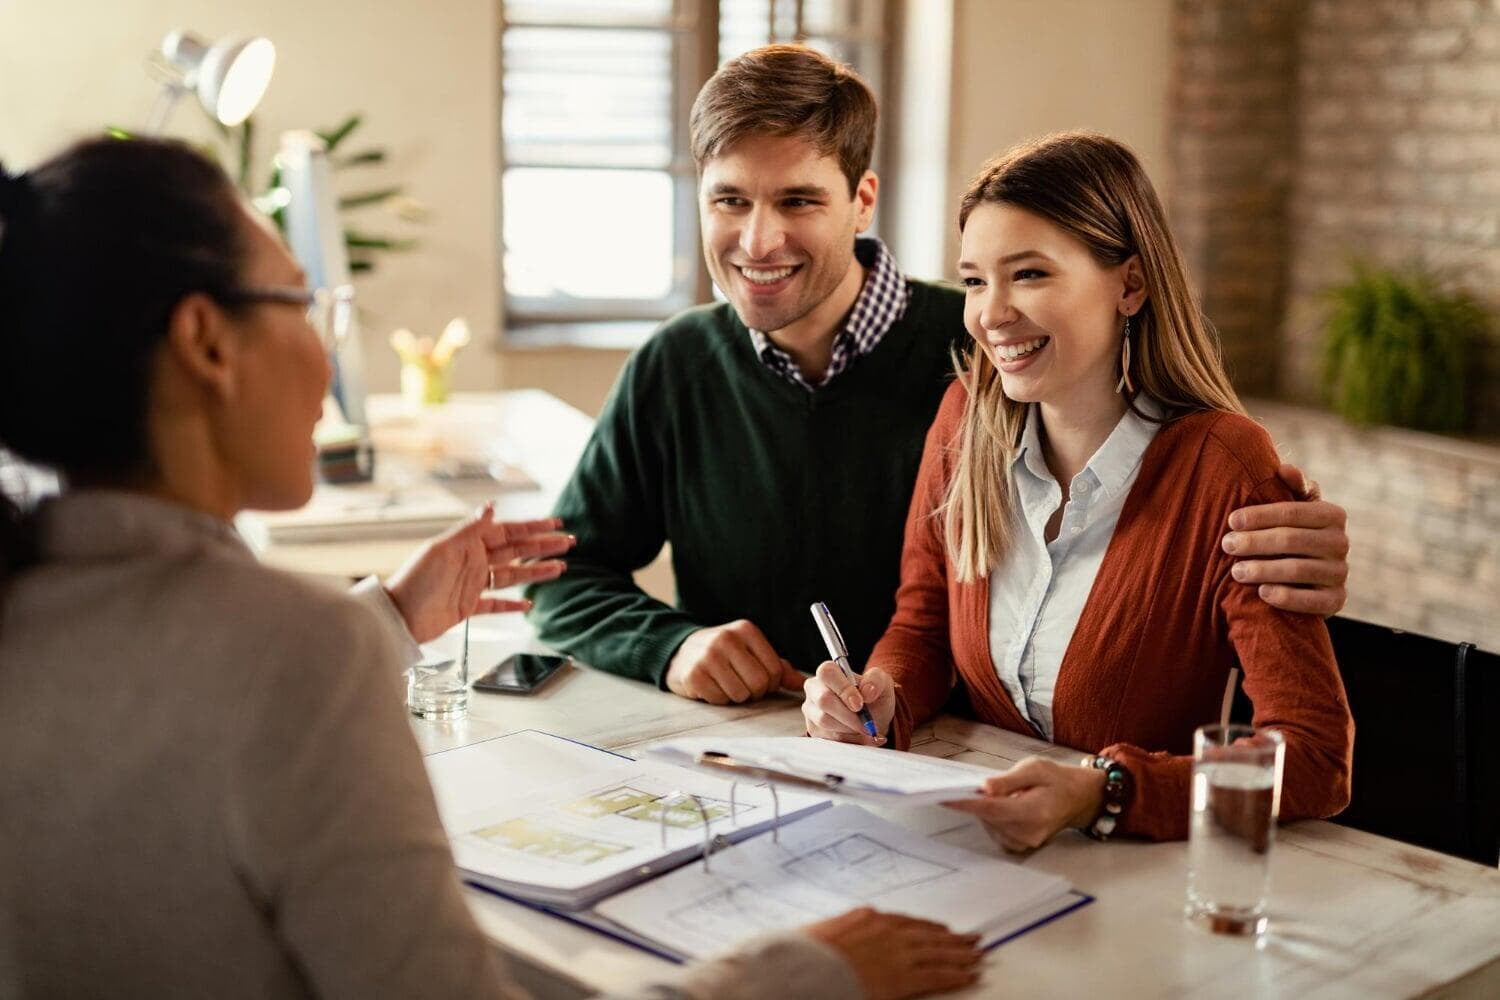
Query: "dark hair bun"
0 161 26 204
0 162 35 259
0 136 245 483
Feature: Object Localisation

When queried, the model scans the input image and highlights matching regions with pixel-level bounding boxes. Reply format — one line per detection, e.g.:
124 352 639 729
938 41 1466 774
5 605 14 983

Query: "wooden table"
415 619 1500 1000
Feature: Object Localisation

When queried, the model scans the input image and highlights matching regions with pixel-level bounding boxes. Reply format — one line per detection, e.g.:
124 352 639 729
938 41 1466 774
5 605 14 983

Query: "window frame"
498 0 888 338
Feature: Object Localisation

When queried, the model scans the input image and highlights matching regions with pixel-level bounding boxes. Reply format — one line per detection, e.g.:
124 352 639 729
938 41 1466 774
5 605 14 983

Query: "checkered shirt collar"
748 236 911 391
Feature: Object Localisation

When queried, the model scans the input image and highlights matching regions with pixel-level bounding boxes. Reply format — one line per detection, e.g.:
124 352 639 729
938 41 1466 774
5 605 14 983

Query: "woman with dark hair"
0 137 980 999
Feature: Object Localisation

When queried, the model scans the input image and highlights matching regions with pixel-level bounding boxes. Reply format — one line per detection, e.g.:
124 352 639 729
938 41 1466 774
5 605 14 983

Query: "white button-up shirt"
987 400 1162 740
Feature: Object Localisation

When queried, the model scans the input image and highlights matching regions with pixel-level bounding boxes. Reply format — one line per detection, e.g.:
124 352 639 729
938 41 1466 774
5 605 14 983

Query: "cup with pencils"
391 317 471 407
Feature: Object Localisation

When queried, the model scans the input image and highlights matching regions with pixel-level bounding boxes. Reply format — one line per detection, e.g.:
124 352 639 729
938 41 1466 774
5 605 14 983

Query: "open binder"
425 730 828 910
424 731 1089 963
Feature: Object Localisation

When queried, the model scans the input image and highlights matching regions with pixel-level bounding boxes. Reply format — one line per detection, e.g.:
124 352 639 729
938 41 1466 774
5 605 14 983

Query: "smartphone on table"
472 653 570 694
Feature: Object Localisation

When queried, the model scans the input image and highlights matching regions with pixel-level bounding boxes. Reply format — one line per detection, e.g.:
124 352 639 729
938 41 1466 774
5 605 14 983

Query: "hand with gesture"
385 503 573 642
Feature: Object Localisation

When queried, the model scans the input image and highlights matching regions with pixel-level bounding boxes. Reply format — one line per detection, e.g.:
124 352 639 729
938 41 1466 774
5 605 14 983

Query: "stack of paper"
236 480 469 547
639 736 995 806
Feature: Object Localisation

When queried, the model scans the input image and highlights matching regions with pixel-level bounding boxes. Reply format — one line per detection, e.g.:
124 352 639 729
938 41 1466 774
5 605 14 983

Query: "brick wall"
1252 398 1500 653
1283 0 1500 433
1170 0 1303 396
1172 0 1500 432
1171 1 1500 652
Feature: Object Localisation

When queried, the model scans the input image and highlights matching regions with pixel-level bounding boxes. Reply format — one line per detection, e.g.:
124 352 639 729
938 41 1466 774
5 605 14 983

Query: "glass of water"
407 619 470 720
1186 723 1285 936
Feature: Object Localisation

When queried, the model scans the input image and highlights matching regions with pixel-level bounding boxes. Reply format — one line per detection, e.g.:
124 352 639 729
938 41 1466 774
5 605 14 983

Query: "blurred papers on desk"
236 480 470 547
365 394 537 485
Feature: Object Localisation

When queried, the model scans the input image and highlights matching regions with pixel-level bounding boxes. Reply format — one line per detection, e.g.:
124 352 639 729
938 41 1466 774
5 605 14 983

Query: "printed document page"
640 736 996 805
594 804 1074 959
425 731 830 909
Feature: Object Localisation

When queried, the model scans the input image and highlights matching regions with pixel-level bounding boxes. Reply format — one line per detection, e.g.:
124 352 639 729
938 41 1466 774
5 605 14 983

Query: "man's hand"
943 757 1106 853
386 504 573 643
665 620 805 704
1223 462 1349 616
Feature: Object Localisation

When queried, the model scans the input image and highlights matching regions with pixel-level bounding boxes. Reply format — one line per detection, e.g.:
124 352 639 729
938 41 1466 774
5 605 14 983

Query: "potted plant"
108 112 422 275
242 113 422 274
1322 260 1485 433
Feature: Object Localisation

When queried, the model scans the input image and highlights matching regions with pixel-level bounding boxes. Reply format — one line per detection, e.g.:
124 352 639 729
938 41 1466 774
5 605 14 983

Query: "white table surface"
417 618 1500 1000
286 391 1500 997
257 390 593 580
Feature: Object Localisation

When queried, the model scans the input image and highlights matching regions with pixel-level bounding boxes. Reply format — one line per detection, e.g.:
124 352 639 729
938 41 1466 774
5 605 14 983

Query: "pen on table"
810 601 879 739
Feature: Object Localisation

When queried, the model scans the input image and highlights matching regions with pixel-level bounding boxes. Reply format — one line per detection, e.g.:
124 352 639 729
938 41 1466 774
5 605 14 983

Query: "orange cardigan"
873 382 1354 840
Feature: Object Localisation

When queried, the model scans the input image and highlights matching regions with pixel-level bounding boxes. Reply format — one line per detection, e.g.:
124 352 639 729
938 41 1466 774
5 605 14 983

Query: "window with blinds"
501 0 886 337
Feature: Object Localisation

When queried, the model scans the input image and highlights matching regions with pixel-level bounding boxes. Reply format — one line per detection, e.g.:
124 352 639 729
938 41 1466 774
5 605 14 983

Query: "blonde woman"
802 133 1354 846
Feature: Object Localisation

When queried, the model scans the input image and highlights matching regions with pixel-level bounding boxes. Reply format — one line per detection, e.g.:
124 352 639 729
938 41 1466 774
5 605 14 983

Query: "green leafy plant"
108 112 423 276
239 113 421 274
1322 261 1484 433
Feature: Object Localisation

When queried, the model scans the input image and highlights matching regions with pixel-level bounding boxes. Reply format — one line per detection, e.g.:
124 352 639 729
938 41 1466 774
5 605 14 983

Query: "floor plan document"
593 804 1086 960
423 730 830 909
426 732 1087 959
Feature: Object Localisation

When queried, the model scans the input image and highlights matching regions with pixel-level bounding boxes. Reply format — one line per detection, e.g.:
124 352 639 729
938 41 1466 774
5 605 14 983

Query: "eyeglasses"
217 283 355 351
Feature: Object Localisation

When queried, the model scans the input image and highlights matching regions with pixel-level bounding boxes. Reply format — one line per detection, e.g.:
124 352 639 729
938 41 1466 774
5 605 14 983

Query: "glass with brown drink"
1186 724 1285 936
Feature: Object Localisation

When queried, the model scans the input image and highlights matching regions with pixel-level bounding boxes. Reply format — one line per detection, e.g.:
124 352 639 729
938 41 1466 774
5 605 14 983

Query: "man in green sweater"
528 45 1351 705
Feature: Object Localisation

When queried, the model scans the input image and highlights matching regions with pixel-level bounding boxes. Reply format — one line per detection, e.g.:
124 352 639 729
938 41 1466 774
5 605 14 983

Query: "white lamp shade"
160 31 276 127
199 36 276 126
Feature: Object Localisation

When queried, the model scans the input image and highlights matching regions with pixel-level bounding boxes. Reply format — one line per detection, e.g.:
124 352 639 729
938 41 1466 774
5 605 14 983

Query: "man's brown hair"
689 44 878 196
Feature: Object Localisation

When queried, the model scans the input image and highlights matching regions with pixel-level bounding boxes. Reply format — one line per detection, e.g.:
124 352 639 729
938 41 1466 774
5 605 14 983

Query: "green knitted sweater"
527 279 965 686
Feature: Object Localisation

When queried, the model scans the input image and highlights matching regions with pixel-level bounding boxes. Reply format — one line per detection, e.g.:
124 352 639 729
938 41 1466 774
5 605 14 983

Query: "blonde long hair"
944 132 1246 582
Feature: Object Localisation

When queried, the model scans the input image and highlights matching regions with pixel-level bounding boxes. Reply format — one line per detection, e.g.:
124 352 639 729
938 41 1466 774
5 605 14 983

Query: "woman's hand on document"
943 758 1106 853
805 907 982 999
802 664 897 746
385 503 574 643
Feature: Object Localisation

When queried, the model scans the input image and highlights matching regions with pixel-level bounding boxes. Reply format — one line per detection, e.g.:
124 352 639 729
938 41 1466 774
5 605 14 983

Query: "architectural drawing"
566 783 752 829
782 834 956 897
566 784 662 820
471 817 631 866
666 881 812 932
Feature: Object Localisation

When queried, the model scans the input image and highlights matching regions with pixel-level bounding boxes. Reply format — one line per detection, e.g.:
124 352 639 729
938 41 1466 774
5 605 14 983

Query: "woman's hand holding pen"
803 664 897 746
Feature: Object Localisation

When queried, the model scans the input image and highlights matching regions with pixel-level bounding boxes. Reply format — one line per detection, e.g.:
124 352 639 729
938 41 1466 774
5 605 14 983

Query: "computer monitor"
277 130 370 429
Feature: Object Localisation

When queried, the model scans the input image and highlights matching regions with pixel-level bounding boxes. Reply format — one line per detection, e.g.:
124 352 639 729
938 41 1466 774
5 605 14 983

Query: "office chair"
1232 615 1498 867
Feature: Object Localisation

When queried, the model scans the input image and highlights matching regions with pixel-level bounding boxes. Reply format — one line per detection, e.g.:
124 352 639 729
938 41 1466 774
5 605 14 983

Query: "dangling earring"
1115 314 1134 395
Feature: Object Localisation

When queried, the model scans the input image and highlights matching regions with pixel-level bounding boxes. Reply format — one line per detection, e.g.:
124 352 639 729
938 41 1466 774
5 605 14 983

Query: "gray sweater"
0 490 860 1000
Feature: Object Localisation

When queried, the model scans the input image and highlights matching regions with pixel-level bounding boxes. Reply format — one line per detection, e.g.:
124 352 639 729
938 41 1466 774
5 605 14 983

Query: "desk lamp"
146 30 276 132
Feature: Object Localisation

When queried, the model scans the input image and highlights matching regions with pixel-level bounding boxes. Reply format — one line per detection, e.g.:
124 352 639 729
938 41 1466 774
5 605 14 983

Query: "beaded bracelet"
1079 754 1133 840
